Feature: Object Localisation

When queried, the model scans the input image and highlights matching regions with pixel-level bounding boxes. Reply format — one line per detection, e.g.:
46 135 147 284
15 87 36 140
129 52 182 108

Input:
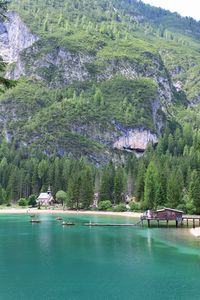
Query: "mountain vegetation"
0 0 200 212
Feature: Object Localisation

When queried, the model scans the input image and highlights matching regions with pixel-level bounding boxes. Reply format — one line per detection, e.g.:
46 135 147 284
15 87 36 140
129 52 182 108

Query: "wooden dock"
182 215 200 228
140 217 180 228
84 223 138 227
141 215 200 228
140 208 199 228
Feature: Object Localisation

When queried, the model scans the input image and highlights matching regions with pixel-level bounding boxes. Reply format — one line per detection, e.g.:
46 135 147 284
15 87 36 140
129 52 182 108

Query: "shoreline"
0 208 199 235
0 208 142 218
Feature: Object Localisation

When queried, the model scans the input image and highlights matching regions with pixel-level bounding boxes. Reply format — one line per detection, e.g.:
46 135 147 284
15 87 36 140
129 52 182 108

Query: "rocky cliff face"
0 10 177 161
2 14 172 110
97 56 173 105
113 128 158 152
7 44 173 108
71 121 158 154
0 11 38 63
7 45 94 86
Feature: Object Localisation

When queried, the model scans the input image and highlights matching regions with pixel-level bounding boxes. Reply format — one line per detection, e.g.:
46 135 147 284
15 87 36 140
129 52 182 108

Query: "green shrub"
98 200 112 211
106 207 114 212
28 194 37 207
18 198 28 207
113 203 127 212
129 201 141 212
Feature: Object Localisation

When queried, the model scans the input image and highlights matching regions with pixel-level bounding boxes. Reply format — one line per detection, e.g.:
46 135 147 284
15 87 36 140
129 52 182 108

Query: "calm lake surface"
0 214 200 300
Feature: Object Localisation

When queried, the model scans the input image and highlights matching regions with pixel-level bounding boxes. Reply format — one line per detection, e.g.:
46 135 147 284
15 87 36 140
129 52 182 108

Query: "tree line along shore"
0 124 199 214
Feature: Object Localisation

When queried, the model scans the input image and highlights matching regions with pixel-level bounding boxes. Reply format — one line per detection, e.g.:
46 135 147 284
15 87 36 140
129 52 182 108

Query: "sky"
142 0 200 21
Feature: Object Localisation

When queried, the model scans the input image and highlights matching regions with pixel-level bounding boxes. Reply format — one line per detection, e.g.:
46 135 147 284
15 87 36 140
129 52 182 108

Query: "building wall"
157 210 182 220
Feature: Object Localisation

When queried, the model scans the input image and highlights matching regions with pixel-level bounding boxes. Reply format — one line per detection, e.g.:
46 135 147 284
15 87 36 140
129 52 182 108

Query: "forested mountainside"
0 0 200 212
1 0 199 161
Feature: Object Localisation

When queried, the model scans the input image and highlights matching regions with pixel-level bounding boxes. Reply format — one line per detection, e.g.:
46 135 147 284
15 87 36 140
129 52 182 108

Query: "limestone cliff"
7 45 94 85
113 129 158 152
0 7 183 162
0 11 38 63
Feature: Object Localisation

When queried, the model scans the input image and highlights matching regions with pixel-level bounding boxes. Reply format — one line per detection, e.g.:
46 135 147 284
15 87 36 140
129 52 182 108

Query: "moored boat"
61 221 75 226
29 220 41 223
56 217 63 220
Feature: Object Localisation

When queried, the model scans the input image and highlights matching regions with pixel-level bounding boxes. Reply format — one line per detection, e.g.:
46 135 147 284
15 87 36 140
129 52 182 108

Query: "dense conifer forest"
0 122 200 214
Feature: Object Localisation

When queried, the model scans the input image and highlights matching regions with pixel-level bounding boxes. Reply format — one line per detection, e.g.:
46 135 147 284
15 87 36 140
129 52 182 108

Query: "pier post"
187 219 188 227
157 220 159 228
176 220 178 228
193 219 195 229
147 219 150 228
166 220 169 228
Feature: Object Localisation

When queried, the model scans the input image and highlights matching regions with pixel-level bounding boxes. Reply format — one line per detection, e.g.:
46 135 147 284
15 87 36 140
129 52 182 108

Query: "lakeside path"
0 208 142 218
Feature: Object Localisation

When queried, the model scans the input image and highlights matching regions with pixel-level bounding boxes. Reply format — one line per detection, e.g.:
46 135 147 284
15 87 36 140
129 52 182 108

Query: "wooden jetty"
141 208 183 228
84 223 137 227
141 208 200 228
182 215 200 228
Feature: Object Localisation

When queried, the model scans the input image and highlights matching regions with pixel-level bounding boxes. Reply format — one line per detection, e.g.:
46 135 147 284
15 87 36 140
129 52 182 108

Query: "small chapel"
36 187 54 207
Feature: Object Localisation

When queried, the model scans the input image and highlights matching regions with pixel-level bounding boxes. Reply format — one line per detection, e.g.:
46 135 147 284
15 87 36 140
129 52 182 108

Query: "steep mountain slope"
0 0 199 162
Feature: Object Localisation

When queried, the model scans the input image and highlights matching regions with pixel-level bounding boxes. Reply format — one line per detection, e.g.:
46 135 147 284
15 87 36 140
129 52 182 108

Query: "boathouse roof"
156 208 183 213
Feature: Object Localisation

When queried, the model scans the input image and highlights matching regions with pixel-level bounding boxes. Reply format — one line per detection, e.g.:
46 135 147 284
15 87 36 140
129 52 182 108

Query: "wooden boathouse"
141 208 200 228
141 208 184 228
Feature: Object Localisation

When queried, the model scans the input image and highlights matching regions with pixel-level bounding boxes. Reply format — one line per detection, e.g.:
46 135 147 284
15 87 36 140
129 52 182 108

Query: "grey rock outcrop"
0 11 38 63
113 128 158 152
71 121 158 153
7 45 94 86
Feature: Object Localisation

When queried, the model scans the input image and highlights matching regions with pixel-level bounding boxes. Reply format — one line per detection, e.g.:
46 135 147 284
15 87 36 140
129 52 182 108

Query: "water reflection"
146 229 152 253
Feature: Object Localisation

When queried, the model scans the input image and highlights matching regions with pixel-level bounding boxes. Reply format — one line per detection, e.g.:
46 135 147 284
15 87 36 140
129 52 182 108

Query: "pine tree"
189 170 200 214
54 157 62 194
7 166 20 202
114 168 125 204
32 165 40 195
99 162 115 202
135 159 146 202
66 176 80 209
144 161 158 209
38 159 49 189
94 88 103 107
79 168 94 209
166 169 183 208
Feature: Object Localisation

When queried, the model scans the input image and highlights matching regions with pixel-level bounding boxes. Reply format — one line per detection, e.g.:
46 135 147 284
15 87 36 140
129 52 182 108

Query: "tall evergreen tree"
66 175 80 209
189 170 200 214
166 169 183 208
99 162 115 202
114 168 125 204
79 168 94 209
144 161 158 209
135 159 146 202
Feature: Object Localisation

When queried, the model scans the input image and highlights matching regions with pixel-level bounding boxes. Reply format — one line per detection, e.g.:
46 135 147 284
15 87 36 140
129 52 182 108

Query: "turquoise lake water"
1 214 200 300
